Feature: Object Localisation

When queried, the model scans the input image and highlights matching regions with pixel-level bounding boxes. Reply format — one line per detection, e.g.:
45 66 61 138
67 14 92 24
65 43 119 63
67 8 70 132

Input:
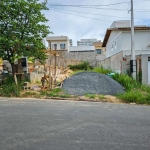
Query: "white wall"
106 31 122 58
141 54 150 85
122 30 150 51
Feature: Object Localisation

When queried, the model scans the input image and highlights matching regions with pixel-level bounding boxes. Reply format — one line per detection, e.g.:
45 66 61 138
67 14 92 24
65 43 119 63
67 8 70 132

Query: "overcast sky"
43 0 150 46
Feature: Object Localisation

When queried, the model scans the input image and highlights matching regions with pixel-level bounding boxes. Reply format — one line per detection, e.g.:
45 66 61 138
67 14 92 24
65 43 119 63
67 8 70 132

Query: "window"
115 42 117 49
60 43 66 49
95 49 102 54
111 44 113 51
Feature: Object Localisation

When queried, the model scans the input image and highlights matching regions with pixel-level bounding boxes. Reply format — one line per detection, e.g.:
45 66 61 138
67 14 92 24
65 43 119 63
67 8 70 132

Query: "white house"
102 23 150 58
100 20 150 85
46 36 70 50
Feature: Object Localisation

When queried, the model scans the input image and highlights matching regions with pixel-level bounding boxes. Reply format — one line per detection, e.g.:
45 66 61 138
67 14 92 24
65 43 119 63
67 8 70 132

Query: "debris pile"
62 72 125 96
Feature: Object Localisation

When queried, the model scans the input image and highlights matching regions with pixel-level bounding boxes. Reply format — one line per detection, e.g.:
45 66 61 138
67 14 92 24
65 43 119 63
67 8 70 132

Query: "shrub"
118 90 143 103
85 93 96 99
68 61 93 71
93 66 111 74
0 75 26 97
112 73 140 91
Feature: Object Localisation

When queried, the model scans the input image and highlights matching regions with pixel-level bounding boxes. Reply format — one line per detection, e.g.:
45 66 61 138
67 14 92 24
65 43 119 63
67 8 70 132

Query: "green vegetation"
0 75 26 97
93 66 112 74
40 88 72 98
118 90 150 104
108 70 150 104
98 95 107 100
85 93 96 99
1 0 51 74
112 73 140 91
21 91 37 97
68 61 93 71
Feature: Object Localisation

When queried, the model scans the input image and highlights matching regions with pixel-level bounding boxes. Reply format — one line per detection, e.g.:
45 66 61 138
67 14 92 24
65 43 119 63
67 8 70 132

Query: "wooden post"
54 44 57 86
49 42 52 90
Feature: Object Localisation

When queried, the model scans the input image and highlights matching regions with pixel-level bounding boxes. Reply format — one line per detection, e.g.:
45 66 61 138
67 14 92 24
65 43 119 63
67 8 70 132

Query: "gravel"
62 72 125 96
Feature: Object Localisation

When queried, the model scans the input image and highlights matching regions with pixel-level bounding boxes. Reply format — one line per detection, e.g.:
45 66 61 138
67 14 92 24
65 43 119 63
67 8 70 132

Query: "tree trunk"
11 63 15 75
11 63 18 85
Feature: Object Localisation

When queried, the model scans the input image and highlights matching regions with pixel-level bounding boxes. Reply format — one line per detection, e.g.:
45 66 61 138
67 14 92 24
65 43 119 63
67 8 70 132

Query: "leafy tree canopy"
0 0 51 71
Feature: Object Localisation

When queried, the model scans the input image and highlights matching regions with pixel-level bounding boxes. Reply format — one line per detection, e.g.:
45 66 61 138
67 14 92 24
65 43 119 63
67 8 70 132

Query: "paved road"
0 98 150 150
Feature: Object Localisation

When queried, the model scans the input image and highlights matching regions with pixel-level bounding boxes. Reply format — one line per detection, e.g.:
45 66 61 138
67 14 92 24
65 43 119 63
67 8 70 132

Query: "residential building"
100 20 150 85
46 36 70 50
68 46 95 52
69 39 73 46
93 41 106 62
77 39 97 46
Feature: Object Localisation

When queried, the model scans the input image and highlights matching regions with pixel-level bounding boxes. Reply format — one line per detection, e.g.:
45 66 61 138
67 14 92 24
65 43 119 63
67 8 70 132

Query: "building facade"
46 36 70 50
69 39 73 46
100 20 150 85
77 39 97 46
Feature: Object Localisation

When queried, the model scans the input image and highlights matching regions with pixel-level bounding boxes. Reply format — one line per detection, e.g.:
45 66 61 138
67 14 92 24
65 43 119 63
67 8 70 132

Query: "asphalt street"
0 98 150 150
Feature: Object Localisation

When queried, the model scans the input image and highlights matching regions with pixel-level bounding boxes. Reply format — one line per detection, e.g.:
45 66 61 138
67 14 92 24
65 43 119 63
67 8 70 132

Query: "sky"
43 0 150 46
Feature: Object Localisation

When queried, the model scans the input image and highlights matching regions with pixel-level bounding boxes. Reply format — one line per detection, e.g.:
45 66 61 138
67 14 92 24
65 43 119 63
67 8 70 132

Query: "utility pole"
130 0 136 79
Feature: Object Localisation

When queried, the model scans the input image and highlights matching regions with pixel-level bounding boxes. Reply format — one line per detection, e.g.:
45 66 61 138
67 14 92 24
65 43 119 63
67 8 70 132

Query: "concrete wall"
97 52 123 73
57 51 96 66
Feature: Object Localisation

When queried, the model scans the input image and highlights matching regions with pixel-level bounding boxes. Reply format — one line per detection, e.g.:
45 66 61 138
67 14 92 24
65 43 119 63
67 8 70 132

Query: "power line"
48 2 129 7
48 2 129 11
49 7 150 21
49 6 128 11
48 2 150 12
50 9 112 22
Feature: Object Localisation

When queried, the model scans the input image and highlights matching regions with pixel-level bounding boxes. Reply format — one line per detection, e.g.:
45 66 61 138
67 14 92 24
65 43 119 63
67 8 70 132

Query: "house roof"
46 36 69 41
102 26 150 47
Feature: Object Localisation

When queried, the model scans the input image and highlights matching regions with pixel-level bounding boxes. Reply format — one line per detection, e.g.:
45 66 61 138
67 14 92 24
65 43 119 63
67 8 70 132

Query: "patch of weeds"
0 75 26 97
40 88 62 96
140 84 150 93
93 66 111 74
48 92 59 97
98 95 106 100
145 93 150 104
48 92 72 98
85 93 96 99
68 61 93 71
21 91 37 97
117 90 148 104
112 73 140 91
40 90 49 96
59 94 71 98
51 88 62 93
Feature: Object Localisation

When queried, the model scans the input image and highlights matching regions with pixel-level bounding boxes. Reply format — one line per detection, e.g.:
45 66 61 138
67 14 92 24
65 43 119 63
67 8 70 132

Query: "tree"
0 0 51 74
